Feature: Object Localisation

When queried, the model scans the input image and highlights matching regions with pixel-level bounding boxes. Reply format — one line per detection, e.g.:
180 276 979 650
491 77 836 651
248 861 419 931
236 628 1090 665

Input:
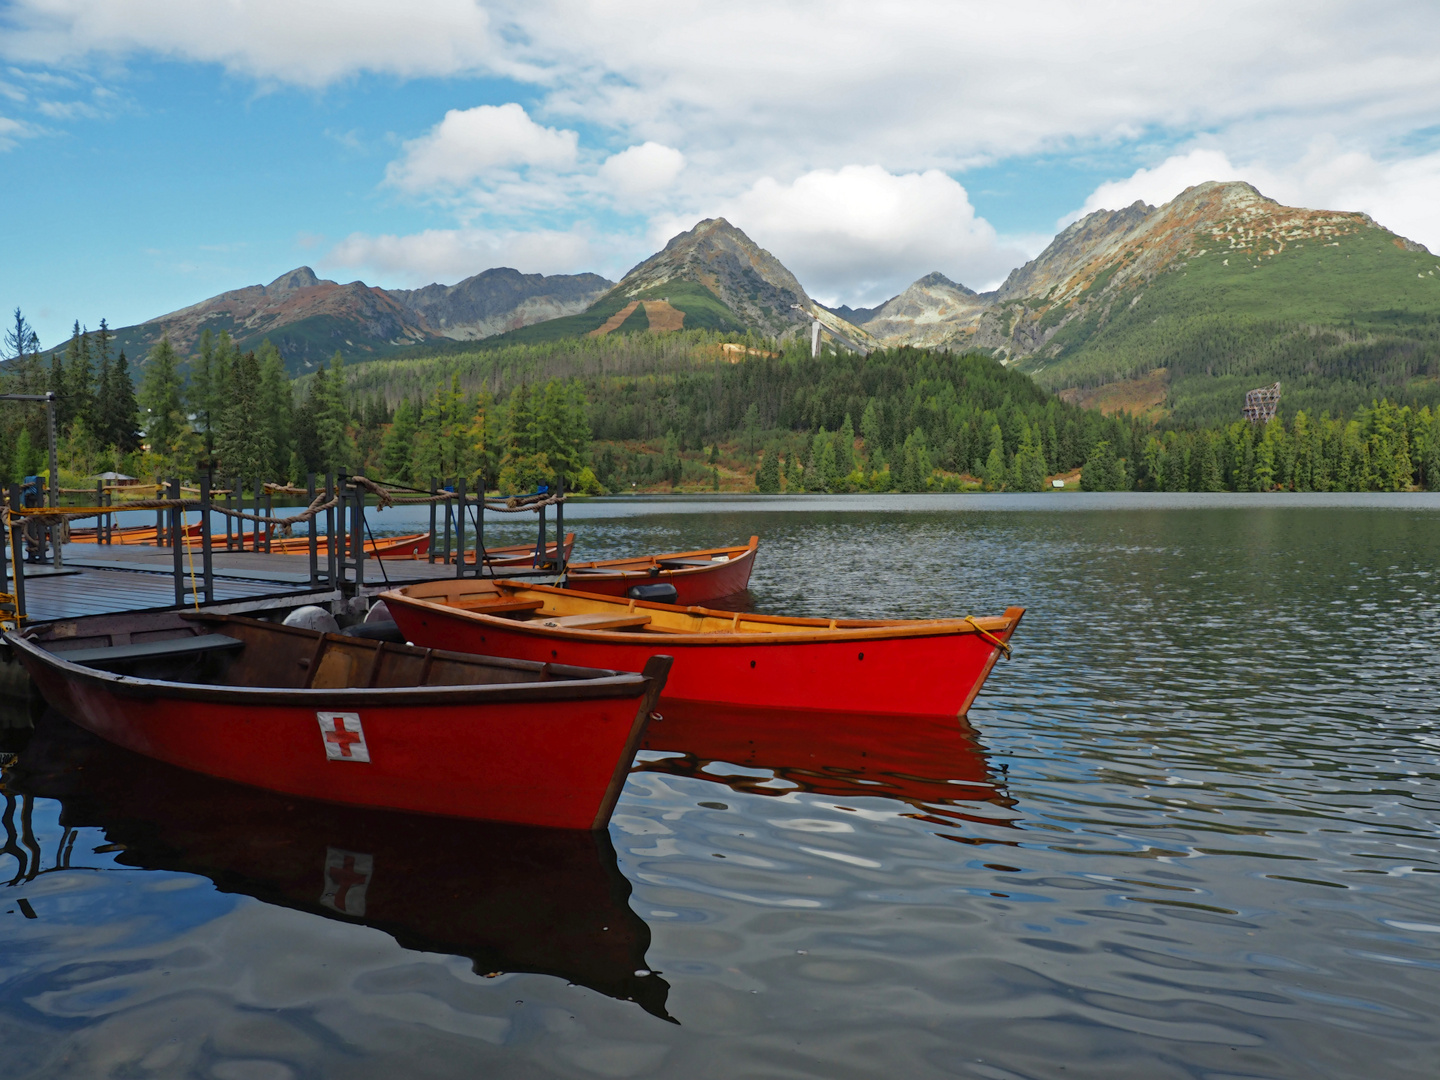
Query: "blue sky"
4 1 1440 349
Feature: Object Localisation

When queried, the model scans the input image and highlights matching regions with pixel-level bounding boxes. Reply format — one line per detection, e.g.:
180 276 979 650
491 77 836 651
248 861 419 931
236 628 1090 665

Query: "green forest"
4 309 1439 497
1021 224 1440 427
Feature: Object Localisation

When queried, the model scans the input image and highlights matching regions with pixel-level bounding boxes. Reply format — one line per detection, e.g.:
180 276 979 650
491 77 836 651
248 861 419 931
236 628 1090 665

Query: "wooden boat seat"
657 558 717 568
57 634 245 669
537 613 653 631
447 598 545 614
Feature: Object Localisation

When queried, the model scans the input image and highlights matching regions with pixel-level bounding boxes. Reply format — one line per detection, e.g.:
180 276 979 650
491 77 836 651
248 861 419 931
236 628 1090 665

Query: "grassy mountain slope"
1023 220 1440 424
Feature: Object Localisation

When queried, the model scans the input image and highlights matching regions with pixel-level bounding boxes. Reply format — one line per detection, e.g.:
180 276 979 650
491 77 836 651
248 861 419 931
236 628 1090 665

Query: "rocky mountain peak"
614 217 815 337
266 266 323 294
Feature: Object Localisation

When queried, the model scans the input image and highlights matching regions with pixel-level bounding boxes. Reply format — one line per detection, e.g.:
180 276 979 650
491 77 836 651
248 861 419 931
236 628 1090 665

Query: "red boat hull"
10 626 665 830
385 594 1020 718
563 537 758 604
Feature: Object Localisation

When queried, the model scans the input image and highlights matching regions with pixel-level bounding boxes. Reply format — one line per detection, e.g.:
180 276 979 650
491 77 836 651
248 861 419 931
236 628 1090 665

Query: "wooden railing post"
168 479 184 607
200 474 214 604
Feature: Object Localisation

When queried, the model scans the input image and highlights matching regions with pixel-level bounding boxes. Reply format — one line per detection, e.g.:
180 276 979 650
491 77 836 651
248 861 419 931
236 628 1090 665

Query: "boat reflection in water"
636 703 1016 837
7 713 674 1021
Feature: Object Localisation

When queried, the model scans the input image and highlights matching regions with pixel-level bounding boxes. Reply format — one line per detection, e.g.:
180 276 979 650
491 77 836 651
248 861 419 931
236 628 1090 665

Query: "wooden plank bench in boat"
56 634 246 669
448 598 545 615
536 613 653 631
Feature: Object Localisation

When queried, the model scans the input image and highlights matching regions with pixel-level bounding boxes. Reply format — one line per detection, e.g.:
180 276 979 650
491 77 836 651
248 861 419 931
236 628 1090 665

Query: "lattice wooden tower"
1243 382 1281 425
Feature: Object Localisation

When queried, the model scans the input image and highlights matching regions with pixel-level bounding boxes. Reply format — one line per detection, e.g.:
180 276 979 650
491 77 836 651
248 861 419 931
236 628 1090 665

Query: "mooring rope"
965 615 1012 659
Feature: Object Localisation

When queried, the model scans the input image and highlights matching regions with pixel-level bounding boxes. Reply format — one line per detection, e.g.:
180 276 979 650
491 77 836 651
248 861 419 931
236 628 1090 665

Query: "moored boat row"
5 527 1024 832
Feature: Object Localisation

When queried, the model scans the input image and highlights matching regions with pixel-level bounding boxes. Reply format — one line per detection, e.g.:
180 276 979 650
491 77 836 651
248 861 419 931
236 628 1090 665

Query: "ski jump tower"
1243 382 1281 424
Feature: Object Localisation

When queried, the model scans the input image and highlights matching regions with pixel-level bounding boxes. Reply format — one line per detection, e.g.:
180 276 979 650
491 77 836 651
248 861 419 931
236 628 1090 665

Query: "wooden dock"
8 544 557 623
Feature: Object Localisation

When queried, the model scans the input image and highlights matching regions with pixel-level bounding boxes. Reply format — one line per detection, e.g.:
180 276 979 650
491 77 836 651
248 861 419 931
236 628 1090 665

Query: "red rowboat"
465 532 576 567
13 717 673 1018
381 580 1023 718
7 614 670 829
562 536 758 603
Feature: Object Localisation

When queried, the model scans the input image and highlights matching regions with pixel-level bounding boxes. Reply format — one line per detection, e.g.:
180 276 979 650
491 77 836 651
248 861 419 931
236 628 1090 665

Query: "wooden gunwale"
565 536 757 577
7 617 650 708
382 581 1020 647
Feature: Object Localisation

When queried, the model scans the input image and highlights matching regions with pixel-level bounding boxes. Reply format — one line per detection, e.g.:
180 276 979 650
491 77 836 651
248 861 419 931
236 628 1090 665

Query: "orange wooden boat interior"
382 578 1023 718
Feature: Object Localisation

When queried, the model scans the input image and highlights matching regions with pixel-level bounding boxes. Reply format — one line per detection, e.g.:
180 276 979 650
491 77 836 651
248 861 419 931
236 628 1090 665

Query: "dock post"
263 484 272 554
475 479 485 577
534 495 547 568
8 486 25 622
352 478 365 590
336 470 348 587
200 474 214 604
307 473 319 587
95 480 104 545
155 505 164 547
325 473 338 587
103 484 112 544
442 482 452 566
169 479 184 607
455 478 466 578
427 479 438 564
554 477 565 573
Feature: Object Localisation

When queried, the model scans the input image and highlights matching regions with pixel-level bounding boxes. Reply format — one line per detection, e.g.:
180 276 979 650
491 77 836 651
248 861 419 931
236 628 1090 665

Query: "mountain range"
109 265 612 370
102 180 1440 422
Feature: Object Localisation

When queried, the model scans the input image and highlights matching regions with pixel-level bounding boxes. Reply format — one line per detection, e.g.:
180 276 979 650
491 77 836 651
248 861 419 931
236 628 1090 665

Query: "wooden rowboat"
6 614 671 829
464 532 575 567
381 580 1023 718
68 524 431 559
11 716 673 1018
561 536 758 603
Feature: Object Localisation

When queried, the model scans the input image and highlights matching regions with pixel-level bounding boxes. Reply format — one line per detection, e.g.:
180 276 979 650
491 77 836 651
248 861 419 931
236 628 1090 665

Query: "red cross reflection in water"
328 854 367 912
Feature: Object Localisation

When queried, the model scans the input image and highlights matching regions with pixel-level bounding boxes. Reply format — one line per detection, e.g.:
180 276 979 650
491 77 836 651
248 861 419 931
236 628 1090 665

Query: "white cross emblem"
317 712 370 762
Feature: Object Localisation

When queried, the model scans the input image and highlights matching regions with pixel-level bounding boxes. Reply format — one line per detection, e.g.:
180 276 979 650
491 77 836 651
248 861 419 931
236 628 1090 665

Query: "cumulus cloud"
1072 140 1440 254
1067 149 1247 222
2 0 498 88
325 226 601 285
599 142 685 201
665 165 1030 304
385 103 578 193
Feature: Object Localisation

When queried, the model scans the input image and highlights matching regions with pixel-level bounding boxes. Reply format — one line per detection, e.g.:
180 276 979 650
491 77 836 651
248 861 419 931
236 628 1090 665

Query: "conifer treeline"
5 311 1440 494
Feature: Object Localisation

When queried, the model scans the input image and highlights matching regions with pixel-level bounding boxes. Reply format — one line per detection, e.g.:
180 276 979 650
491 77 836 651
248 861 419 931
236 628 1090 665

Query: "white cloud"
325 226 601 285
1067 149 1247 223
660 165 1030 304
385 104 578 193
599 142 685 201
0 114 36 150
2 0 498 88
1072 140 1440 254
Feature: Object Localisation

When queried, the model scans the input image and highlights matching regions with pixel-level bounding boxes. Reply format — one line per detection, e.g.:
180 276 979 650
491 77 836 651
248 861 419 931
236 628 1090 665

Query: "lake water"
3 494 1439 1079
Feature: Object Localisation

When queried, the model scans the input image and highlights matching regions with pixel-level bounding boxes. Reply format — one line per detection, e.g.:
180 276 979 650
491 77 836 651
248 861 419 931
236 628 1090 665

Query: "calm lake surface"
4 494 1439 1079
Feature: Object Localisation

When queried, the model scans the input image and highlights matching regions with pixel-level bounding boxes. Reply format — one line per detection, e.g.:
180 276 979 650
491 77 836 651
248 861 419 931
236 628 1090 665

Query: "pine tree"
860 399 885 466
312 352 356 471
1080 440 1124 491
138 338 185 455
982 423 1007 490
255 341 294 477
381 397 419 482
899 428 933 492
836 413 856 479
756 446 781 493
107 352 142 453
1013 425 1047 491
785 451 803 492
188 329 221 454
215 350 273 480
